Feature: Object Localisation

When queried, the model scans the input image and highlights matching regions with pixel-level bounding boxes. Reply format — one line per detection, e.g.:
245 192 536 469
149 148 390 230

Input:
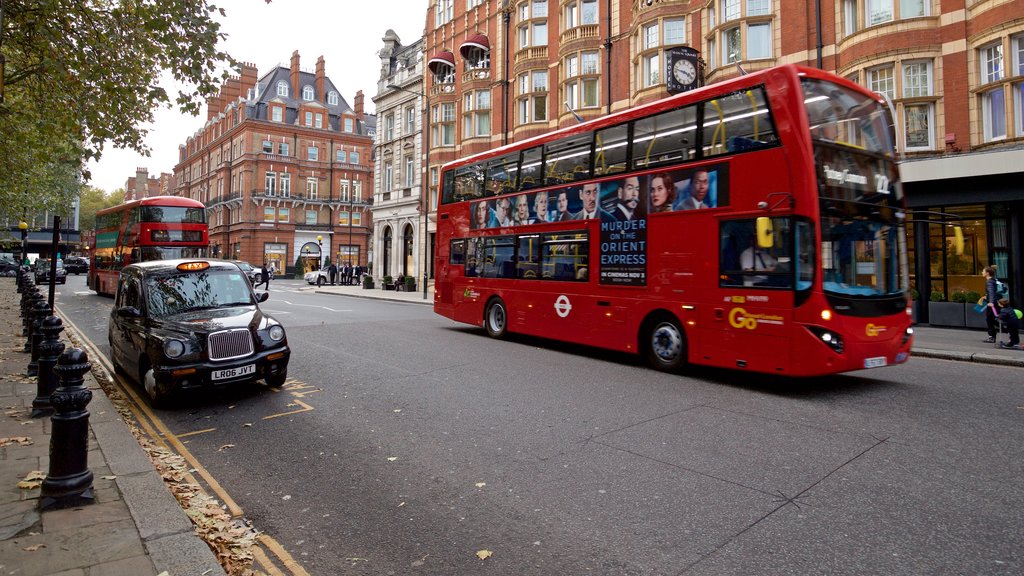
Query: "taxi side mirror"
756 217 774 249
116 306 142 318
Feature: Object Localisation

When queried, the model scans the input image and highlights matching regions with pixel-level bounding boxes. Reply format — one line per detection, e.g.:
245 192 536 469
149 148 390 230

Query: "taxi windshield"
145 269 254 317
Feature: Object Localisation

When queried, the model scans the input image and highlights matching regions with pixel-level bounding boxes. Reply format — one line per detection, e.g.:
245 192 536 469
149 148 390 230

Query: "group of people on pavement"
324 262 364 286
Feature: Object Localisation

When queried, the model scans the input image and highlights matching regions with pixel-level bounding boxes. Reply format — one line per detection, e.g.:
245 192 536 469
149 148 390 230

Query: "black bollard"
32 316 66 418
26 300 50 376
22 289 42 344
21 285 37 335
41 347 94 510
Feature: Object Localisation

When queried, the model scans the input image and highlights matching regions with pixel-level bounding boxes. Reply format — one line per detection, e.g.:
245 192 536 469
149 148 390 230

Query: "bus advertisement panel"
433 65 912 377
89 196 208 296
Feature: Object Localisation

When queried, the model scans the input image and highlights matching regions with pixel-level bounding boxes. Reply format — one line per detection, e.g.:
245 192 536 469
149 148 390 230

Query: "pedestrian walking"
981 265 1001 343
255 262 270 289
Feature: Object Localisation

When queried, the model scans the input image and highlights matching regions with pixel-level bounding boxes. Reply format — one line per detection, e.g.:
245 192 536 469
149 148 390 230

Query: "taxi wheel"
484 298 508 339
266 372 287 388
142 367 169 408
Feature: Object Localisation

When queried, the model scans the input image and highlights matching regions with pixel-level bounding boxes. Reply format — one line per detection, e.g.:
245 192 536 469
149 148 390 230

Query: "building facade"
372 32 430 283
124 167 173 202
418 0 1024 320
173 53 375 277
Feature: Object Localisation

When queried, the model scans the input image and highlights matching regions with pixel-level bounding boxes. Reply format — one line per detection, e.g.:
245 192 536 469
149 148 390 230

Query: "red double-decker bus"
434 65 914 377
89 196 209 296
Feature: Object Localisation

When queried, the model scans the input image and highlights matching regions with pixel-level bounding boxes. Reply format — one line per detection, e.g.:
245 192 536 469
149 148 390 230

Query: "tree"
77 186 123 235
0 0 236 217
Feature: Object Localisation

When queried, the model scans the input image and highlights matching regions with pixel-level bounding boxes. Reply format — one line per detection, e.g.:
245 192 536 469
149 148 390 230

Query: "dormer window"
328 91 339 105
276 81 288 97
302 85 314 101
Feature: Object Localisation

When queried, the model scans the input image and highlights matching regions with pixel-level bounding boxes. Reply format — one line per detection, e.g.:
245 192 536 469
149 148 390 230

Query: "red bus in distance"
89 196 209 296
433 65 912 377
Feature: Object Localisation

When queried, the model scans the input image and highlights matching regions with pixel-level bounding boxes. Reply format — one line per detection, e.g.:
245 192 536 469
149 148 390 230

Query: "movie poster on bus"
599 176 647 285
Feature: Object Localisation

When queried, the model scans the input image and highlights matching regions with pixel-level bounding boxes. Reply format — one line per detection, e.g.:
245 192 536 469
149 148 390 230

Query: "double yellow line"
60 311 309 576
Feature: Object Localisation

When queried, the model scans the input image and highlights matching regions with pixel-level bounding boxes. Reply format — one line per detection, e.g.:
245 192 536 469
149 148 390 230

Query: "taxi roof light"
177 261 210 272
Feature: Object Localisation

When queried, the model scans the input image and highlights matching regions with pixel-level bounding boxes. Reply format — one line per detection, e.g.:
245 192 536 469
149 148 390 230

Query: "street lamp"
316 235 323 268
18 221 28 266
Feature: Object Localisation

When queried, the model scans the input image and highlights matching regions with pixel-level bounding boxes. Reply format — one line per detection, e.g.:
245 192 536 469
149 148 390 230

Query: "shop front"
902 150 1023 325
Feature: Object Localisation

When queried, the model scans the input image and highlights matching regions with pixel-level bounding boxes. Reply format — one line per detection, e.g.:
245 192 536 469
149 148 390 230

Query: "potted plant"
382 275 394 290
928 290 965 327
404 275 416 292
362 275 374 289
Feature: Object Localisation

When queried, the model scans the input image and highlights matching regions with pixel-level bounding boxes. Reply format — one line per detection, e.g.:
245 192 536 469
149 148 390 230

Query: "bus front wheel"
645 316 687 372
484 298 508 339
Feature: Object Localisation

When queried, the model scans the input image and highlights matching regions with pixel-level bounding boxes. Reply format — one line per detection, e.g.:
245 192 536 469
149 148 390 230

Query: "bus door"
704 218 796 371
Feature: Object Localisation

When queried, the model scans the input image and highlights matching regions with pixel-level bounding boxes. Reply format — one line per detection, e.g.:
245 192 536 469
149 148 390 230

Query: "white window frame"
280 173 291 198
278 207 289 222
404 155 415 187
867 64 895 100
305 210 317 226
384 160 394 190
271 106 283 122
747 22 771 60
306 178 318 200
307 146 319 161
328 91 339 105
903 102 934 151
340 179 350 201
276 81 288 97
265 171 277 196
278 142 289 156
436 0 453 24
263 207 275 222
302 85 314 101
866 0 893 26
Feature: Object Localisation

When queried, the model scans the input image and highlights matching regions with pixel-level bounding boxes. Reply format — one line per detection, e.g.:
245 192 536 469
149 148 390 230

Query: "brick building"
173 53 375 277
124 167 173 202
415 0 1023 319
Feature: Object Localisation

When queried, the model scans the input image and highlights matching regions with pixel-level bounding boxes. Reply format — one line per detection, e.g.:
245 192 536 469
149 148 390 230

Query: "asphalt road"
54 275 1023 575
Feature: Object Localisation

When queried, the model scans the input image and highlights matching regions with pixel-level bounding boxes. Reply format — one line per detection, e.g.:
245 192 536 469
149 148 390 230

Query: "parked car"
34 258 67 284
108 259 290 406
231 260 260 285
64 256 89 274
0 258 18 277
304 268 330 286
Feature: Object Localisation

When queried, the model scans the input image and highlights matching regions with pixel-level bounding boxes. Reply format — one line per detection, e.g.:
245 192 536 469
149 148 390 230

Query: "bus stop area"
1 278 1021 575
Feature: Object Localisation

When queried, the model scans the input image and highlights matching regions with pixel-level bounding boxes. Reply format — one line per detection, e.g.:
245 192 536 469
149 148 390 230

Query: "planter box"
362 282 374 289
928 302 965 327
965 304 989 329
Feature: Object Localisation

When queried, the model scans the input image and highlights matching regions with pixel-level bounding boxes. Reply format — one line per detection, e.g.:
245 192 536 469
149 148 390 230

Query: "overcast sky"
86 0 427 193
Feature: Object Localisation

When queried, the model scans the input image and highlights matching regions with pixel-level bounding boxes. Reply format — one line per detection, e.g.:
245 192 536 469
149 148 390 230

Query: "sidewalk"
0 280 225 576
309 279 1024 367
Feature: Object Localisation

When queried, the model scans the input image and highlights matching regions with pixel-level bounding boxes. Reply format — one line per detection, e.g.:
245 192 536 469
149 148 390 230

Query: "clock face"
673 59 697 86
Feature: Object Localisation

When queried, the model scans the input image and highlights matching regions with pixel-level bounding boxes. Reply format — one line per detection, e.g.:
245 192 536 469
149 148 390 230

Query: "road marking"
277 300 351 312
176 427 217 438
263 398 313 420
258 534 312 576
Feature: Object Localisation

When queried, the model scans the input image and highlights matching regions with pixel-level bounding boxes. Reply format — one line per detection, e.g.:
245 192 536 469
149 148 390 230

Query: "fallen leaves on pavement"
0 436 32 447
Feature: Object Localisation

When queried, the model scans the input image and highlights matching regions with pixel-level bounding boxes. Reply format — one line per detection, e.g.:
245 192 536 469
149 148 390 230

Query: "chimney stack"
354 90 364 120
290 50 301 99
240 62 259 100
315 56 325 103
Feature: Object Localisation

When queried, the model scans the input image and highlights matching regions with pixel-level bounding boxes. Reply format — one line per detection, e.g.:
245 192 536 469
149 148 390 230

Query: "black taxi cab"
108 259 290 405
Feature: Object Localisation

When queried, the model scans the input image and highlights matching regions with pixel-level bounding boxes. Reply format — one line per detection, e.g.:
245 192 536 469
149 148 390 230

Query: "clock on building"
666 47 701 94
673 59 697 86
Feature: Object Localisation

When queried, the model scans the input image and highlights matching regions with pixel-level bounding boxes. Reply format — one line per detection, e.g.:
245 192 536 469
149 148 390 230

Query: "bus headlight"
902 326 914 346
163 339 186 358
269 325 285 342
805 326 844 354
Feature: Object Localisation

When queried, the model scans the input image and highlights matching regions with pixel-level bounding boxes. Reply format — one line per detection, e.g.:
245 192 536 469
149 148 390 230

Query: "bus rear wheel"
645 316 687 372
484 298 508 339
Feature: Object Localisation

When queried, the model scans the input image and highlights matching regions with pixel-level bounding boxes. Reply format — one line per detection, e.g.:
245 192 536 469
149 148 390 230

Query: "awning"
427 50 456 74
459 34 490 59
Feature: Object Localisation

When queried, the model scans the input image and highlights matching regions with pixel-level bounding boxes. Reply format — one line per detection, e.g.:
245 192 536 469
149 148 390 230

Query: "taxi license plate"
863 357 887 369
212 364 255 381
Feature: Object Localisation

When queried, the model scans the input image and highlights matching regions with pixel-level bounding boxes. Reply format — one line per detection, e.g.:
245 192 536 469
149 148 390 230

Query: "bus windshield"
802 78 894 156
